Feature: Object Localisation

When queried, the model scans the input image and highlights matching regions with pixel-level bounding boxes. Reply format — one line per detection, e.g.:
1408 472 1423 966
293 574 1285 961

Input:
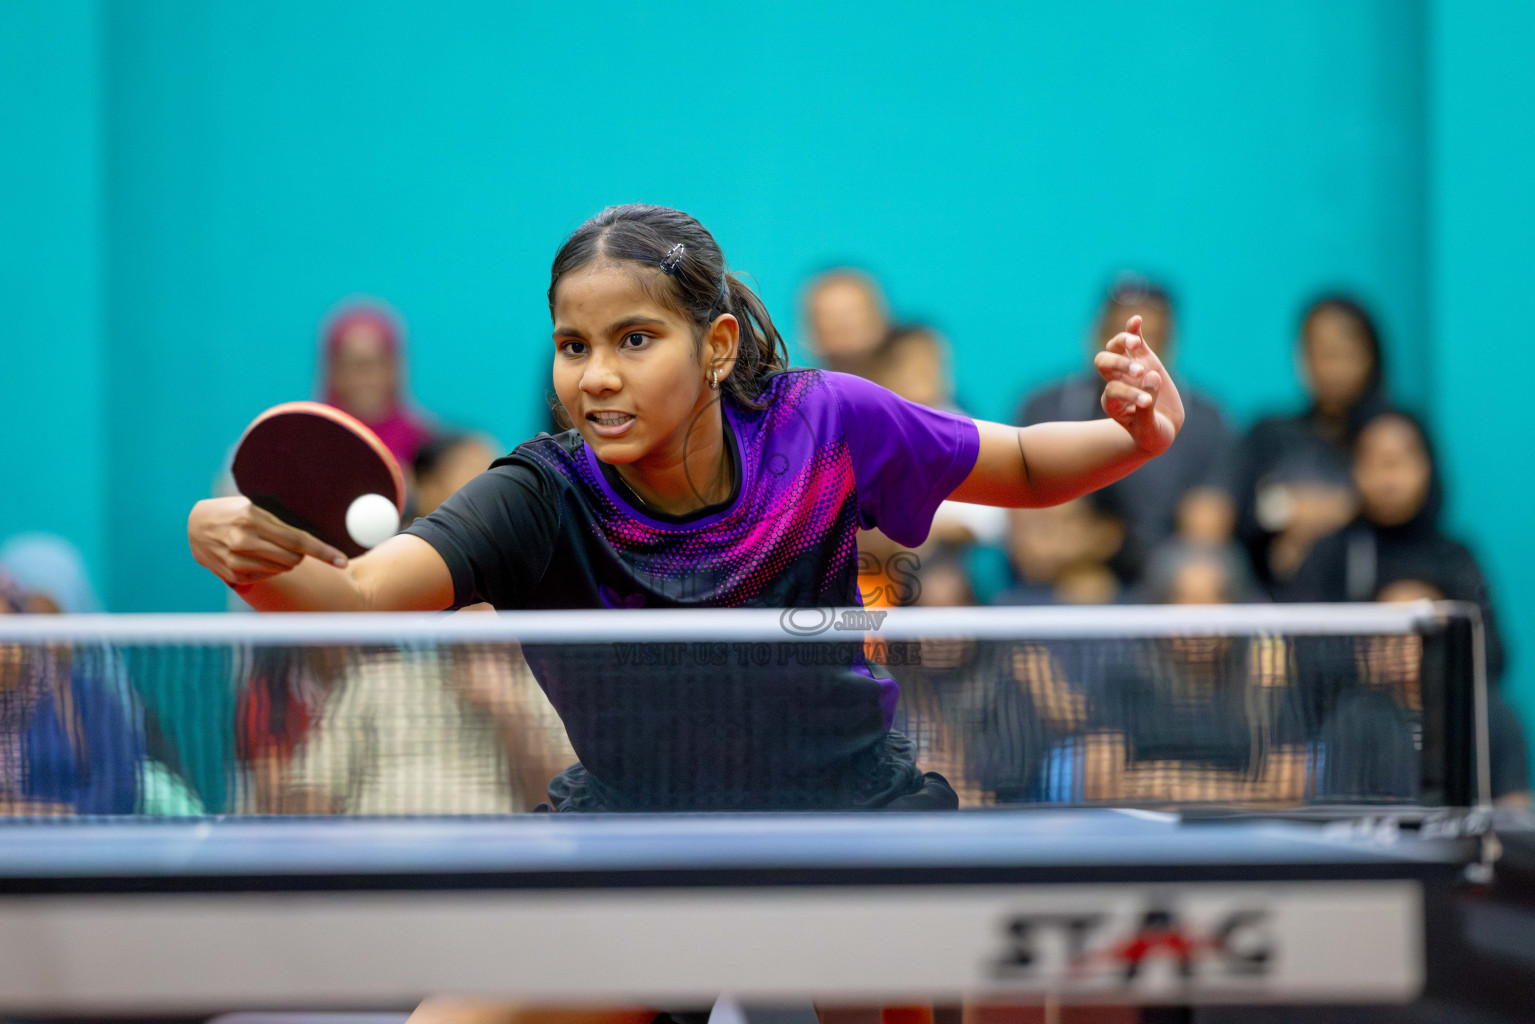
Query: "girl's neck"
614 403 733 516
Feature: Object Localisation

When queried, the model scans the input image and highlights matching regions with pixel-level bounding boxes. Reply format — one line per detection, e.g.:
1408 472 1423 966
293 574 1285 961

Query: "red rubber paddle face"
231 401 405 558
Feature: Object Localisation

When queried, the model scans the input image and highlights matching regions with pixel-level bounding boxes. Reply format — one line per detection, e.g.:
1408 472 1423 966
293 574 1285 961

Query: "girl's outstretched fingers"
1102 380 1143 424
1096 312 1183 455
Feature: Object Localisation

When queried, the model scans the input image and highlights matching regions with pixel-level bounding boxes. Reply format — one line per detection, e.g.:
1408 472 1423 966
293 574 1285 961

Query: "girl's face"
1354 417 1432 527
1301 308 1375 414
551 264 736 468
330 323 397 422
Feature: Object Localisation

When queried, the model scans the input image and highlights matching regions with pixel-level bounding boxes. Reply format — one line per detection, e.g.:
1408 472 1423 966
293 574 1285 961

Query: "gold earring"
709 370 720 390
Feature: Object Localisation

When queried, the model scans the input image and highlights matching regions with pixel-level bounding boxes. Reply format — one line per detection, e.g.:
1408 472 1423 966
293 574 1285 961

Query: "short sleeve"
403 457 560 609
824 372 981 548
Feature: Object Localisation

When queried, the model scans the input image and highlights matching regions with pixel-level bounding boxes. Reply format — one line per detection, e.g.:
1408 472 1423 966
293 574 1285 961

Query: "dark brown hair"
548 204 789 409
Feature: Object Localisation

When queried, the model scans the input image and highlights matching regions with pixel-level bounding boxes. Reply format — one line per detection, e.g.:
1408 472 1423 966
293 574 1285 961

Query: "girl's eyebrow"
555 316 669 340
552 316 666 341
606 315 667 335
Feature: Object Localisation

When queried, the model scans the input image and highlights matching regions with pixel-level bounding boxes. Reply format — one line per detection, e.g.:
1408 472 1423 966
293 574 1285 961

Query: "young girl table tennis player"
188 204 1183 812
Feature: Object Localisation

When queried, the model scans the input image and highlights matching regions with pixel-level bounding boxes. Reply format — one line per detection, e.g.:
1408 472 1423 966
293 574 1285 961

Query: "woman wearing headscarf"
1278 411 1499 658
0 533 102 614
1279 409 1528 802
1219 296 1390 589
319 302 435 467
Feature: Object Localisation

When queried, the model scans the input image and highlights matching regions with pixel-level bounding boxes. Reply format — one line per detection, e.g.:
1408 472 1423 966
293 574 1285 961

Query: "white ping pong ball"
345 493 400 550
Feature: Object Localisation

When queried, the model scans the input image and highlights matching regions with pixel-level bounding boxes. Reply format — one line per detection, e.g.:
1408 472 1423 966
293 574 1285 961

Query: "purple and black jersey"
405 369 980 809
408 368 978 611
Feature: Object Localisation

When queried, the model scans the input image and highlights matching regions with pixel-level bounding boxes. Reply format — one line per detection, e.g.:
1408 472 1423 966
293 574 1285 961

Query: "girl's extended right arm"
188 496 455 612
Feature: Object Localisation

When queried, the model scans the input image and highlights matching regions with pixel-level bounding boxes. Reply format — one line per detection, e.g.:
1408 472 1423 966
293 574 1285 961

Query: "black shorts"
544 729 957 813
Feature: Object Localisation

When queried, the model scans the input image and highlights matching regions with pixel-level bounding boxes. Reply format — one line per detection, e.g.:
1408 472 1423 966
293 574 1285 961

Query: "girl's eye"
558 340 586 356
622 332 649 348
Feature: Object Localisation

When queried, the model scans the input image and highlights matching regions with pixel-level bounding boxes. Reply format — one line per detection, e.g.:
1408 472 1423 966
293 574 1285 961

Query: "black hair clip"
659 243 686 274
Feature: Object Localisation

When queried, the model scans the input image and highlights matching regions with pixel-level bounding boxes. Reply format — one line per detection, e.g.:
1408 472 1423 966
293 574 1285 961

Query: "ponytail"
717 273 789 408
548 204 789 410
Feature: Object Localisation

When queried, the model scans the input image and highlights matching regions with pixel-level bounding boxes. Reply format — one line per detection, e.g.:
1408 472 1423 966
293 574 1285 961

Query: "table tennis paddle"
231 401 406 559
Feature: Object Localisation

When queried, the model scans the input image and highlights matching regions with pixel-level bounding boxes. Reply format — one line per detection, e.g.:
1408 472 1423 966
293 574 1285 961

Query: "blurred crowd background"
2 3 1532 748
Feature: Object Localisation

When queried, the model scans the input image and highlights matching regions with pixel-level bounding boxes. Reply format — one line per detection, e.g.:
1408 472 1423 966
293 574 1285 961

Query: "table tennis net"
0 604 1483 816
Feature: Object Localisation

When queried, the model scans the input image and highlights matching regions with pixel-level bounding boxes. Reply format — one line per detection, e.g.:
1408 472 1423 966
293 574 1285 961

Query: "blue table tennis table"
0 808 1513 1022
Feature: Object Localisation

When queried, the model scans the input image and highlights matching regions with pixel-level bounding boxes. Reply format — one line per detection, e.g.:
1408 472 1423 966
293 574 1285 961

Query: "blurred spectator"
1035 634 1309 805
1137 539 1261 605
1310 674 1419 804
866 324 1006 555
912 550 977 609
319 301 435 467
411 432 499 521
1299 626 1431 805
889 547 1046 807
1220 295 1388 588
800 268 890 377
0 571 143 815
235 646 344 813
1016 276 1234 582
1275 409 1528 803
0 534 102 614
281 646 570 814
1033 537 1308 804
1277 411 1501 662
1373 580 1529 805
871 324 952 411
0 570 200 815
994 497 1123 606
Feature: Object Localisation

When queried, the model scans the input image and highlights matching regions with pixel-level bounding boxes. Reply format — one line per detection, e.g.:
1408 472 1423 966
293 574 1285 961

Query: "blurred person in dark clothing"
1277 410 1501 667
1276 409 1527 803
800 268 890 377
1033 572 1309 806
994 496 1124 606
888 547 1041 806
1016 276 1233 582
1220 295 1389 588
1303 631 1423 804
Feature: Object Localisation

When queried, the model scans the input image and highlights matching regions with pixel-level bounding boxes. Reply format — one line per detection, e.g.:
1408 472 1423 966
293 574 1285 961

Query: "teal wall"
0 1 104 578
0 0 1522 722
1429 0 1535 728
